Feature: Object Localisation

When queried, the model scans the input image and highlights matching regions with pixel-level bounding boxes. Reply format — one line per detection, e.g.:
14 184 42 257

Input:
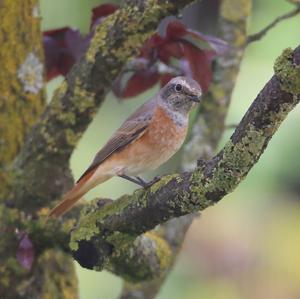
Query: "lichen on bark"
274 47 300 94
9 0 196 212
70 46 300 282
0 1 198 298
0 0 45 194
0 1 74 298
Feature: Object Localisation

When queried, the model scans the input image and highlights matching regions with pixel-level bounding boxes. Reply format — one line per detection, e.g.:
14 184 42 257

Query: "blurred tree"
0 1 300 299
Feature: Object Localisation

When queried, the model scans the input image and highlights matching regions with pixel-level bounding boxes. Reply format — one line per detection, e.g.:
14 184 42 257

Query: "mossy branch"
8 0 196 212
70 46 300 281
121 0 254 295
121 0 253 294
1 1 197 298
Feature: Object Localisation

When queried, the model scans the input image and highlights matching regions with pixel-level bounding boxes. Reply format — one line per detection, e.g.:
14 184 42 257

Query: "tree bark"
70 46 300 282
2 1 300 298
0 1 78 299
0 1 196 298
120 0 253 296
0 0 45 194
9 0 196 213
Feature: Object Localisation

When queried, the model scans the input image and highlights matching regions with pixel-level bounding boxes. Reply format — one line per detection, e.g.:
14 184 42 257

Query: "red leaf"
165 20 188 40
146 34 165 48
158 41 185 62
160 73 175 87
43 36 61 80
91 4 119 29
43 27 88 81
162 20 228 59
184 30 229 56
16 233 35 271
115 20 226 98
43 27 69 41
113 69 160 98
65 29 90 60
182 44 212 92
139 34 163 61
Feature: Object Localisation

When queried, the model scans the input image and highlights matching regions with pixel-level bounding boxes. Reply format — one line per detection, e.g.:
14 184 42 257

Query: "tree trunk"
0 1 78 298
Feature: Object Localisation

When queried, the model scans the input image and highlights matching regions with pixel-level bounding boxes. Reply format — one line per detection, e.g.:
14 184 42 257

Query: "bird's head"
159 76 202 114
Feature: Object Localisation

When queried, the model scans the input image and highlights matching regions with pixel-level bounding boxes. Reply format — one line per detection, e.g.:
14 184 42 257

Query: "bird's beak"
190 94 201 103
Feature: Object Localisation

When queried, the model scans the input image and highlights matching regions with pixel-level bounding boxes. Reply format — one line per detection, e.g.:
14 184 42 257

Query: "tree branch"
120 0 253 296
7 0 196 212
247 5 300 44
0 1 197 298
70 46 300 282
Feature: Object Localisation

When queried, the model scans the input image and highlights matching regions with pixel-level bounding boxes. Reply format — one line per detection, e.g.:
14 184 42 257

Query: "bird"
47 76 202 218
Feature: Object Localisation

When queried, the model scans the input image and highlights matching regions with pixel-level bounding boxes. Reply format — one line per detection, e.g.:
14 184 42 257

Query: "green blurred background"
40 1 300 298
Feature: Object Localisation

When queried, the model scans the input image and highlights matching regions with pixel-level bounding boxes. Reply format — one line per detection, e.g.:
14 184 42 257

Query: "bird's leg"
118 174 161 188
134 176 148 186
118 174 146 187
142 176 161 188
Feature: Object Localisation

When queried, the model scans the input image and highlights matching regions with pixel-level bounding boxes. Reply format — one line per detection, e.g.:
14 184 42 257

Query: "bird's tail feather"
47 192 82 219
47 171 110 219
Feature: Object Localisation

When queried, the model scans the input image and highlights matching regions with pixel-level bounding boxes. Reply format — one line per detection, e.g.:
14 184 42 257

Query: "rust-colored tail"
47 170 110 219
47 190 83 219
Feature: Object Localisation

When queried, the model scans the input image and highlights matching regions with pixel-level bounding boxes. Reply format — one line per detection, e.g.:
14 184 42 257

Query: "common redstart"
48 76 202 218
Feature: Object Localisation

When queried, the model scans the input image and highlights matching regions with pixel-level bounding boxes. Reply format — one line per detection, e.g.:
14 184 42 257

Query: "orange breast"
112 106 188 175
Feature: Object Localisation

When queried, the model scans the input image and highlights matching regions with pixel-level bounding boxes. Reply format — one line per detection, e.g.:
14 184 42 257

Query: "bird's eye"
175 84 183 92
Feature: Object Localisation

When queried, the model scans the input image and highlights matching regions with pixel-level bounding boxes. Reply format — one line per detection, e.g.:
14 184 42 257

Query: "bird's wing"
77 99 157 183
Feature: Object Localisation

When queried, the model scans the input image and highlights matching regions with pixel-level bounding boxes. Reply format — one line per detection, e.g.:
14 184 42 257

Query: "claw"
119 175 161 188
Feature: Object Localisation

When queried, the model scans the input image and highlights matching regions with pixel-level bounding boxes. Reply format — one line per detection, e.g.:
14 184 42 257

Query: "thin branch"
225 123 238 130
70 46 300 281
247 6 300 44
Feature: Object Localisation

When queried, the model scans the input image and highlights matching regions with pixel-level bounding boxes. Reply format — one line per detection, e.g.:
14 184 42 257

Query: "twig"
225 123 238 130
247 6 300 44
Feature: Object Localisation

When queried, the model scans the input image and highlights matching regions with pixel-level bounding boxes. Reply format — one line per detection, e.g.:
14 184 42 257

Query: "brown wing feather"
77 98 157 183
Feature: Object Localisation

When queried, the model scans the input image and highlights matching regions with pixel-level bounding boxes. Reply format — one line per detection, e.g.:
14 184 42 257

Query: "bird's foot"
135 176 161 188
118 175 161 189
142 176 161 188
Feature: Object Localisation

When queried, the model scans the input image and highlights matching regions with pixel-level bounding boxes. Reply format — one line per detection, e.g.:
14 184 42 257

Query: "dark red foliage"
16 232 35 270
118 20 228 97
182 44 212 92
160 73 175 87
43 3 227 98
44 27 88 81
43 4 119 81
113 68 160 98
91 4 119 29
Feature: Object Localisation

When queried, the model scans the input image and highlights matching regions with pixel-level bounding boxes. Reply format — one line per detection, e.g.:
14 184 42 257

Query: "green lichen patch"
70 195 132 250
150 174 179 193
145 232 172 273
65 129 78 147
69 219 99 251
221 0 252 22
107 231 136 249
274 48 300 94
107 231 172 282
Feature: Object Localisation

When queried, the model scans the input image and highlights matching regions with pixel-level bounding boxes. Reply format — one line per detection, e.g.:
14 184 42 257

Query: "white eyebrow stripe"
175 79 190 89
